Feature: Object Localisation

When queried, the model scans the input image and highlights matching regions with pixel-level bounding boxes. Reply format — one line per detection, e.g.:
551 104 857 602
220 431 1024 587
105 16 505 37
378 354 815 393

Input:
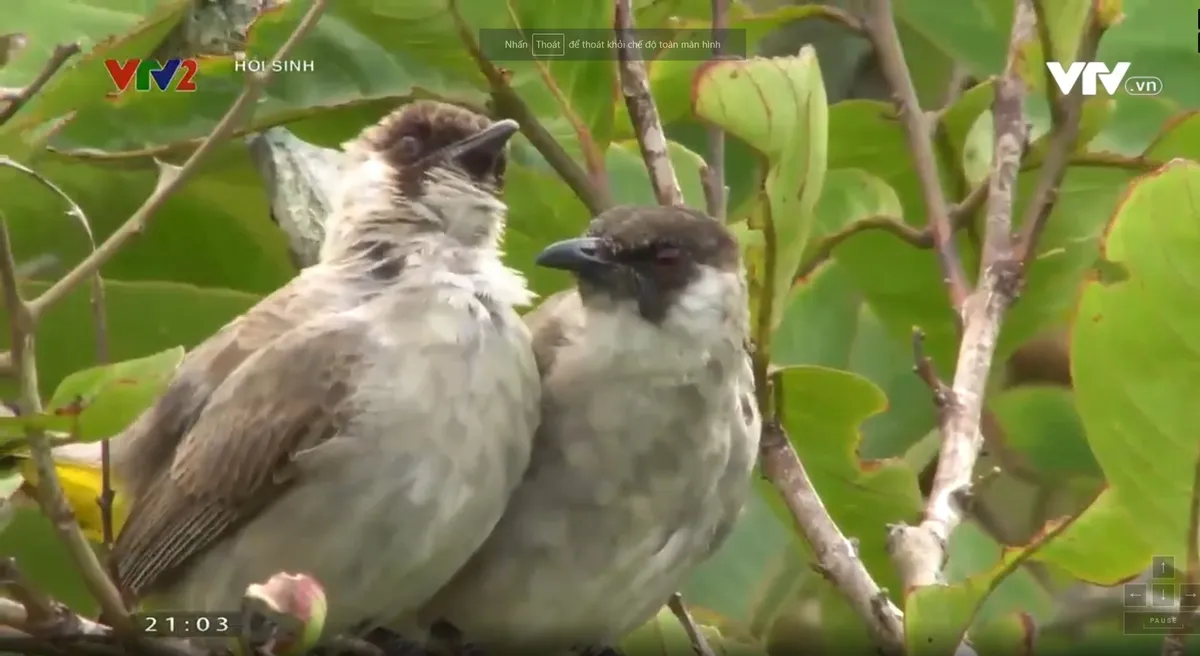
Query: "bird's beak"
438 119 520 161
535 237 612 274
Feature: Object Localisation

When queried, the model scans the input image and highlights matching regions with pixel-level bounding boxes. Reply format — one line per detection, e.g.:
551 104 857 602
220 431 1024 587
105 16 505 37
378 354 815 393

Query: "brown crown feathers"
356 100 509 193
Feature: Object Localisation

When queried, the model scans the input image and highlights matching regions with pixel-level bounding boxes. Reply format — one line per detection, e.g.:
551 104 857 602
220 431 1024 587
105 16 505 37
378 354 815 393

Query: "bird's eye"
398 136 421 160
654 246 681 265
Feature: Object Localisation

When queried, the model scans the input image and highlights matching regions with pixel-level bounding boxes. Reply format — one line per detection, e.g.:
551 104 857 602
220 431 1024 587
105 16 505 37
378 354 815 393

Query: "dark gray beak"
535 237 612 273
439 119 520 161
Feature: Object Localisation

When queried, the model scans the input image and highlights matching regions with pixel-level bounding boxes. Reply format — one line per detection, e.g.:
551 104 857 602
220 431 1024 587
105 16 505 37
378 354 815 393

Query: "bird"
106 100 541 643
416 204 761 654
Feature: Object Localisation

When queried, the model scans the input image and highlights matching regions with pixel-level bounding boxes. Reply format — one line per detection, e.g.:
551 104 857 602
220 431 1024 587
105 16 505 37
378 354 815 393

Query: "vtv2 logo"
1045 62 1161 96
104 59 198 92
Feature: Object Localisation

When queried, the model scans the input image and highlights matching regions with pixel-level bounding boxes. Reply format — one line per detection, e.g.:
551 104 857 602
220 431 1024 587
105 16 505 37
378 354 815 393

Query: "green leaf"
771 366 923 592
943 522 1055 627
1070 158 1200 564
905 518 1070 656
773 263 860 370
988 386 1102 485
1142 111 1200 161
683 493 800 639
849 306 937 459
939 81 995 184
46 347 185 442
8 146 295 296
892 0 1010 78
970 612 1037 656
693 49 828 330
1032 487 1152 584
0 0 190 160
0 505 98 613
0 280 259 398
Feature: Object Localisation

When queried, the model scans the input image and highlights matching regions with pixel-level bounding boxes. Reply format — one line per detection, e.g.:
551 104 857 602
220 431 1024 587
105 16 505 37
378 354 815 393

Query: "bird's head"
536 205 747 341
323 101 519 261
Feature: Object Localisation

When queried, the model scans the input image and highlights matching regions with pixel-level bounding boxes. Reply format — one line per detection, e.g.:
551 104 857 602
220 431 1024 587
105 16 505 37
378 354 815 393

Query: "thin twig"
0 157 114 550
864 0 971 315
26 0 329 320
793 181 987 282
0 558 60 628
911 328 952 410
886 0 1036 592
760 421 905 655
702 0 731 221
0 220 130 631
0 43 80 125
666 593 717 656
1013 0 1106 271
614 0 684 208
450 5 612 215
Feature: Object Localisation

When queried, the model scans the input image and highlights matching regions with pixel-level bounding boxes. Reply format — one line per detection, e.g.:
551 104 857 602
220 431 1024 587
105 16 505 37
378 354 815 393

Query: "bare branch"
0 43 80 125
1013 0 1107 270
614 0 684 208
702 0 732 221
887 0 1036 592
0 220 130 631
760 420 905 655
26 0 329 320
911 328 952 410
450 8 612 216
0 157 113 550
864 0 971 314
793 181 986 282
666 593 717 656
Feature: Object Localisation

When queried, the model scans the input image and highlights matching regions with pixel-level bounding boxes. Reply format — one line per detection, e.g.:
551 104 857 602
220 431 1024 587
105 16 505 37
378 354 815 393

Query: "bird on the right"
418 204 761 655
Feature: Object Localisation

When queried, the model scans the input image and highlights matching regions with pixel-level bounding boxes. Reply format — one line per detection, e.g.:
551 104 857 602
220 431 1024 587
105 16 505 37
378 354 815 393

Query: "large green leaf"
1032 487 1152 584
693 49 828 330
1070 158 1200 564
0 505 98 614
5 146 295 296
0 280 259 397
988 386 1102 486
0 0 190 160
905 518 1069 656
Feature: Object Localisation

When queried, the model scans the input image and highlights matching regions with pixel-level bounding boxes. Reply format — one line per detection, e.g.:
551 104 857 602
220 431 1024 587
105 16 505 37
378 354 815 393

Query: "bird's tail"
0 442 126 542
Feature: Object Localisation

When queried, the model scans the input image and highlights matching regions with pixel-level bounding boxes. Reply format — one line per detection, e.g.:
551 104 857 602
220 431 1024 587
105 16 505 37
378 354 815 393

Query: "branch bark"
885 0 1036 592
0 43 80 125
864 0 971 315
614 0 684 208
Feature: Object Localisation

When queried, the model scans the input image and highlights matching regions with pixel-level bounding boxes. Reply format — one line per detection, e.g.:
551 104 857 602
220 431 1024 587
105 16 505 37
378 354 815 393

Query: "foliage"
0 0 1198 655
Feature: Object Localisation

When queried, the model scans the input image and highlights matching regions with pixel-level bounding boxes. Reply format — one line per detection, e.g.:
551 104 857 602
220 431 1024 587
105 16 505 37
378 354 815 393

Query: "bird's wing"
706 353 762 557
113 278 314 497
523 289 583 376
111 313 366 597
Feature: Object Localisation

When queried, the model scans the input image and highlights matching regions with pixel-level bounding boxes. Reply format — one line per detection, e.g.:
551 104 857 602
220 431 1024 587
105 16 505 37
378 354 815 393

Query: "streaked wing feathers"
113 280 313 498
112 316 365 597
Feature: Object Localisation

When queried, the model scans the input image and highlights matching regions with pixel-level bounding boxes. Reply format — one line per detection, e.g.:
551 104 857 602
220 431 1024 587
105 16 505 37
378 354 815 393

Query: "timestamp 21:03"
135 611 240 637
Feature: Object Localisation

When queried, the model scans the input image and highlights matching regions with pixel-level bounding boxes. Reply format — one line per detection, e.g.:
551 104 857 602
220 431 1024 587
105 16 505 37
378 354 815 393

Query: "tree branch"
759 420 905 655
864 0 971 315
1013 0 1106 271
450 7 612 216
0 43 80 126
886 0 1036 591
702 0 732 221
614 0 684 208
793 180 988 282
0 219 130 632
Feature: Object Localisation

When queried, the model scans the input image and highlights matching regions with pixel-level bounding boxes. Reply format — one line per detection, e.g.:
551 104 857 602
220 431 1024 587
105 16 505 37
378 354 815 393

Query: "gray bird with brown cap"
109 101 541 641
419 205 761 654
